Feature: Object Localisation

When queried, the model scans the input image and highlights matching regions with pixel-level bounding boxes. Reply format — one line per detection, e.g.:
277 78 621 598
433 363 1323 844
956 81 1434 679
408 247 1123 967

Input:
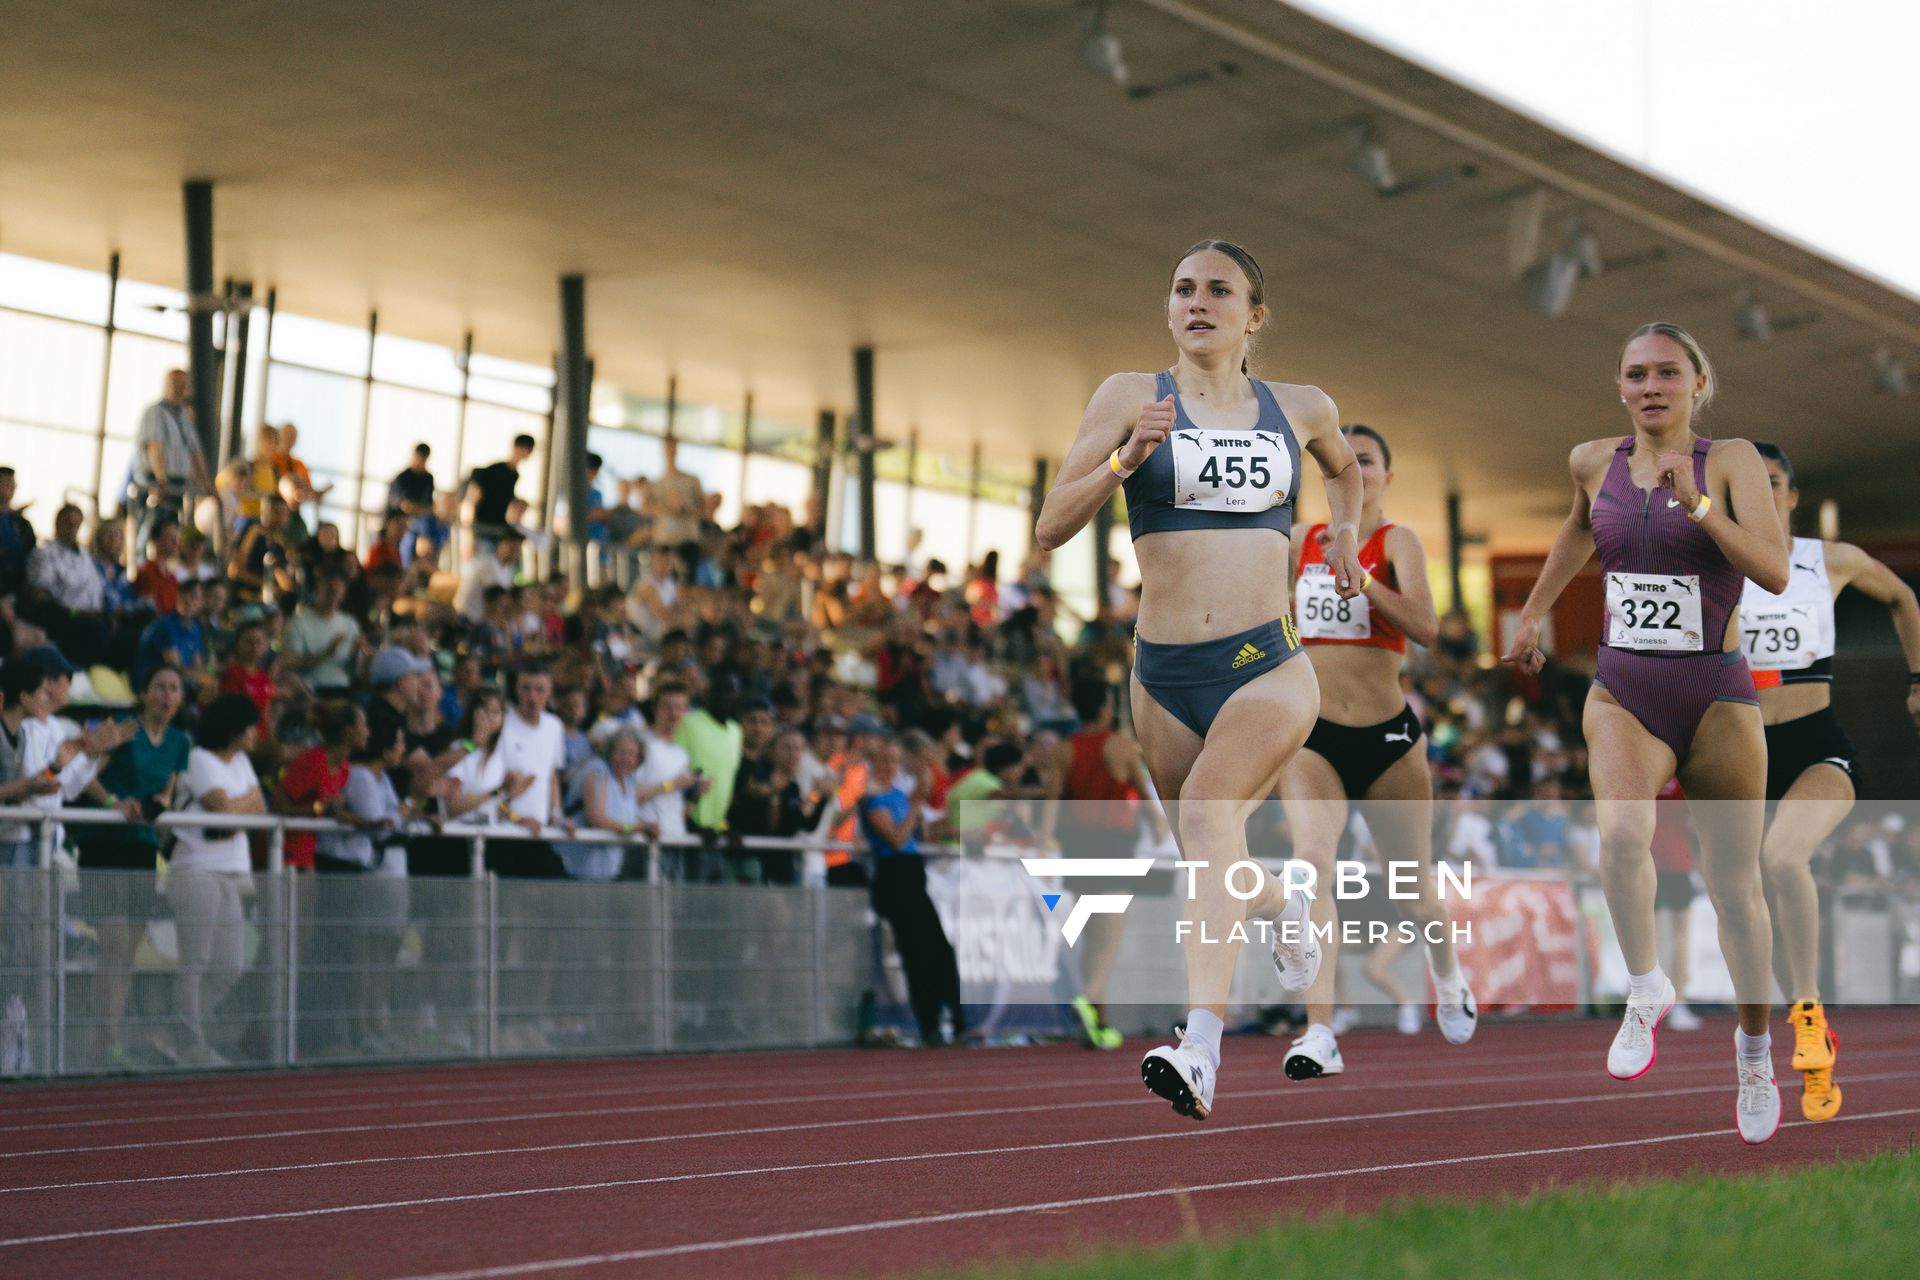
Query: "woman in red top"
1278 424 1476 1081
217 617 279 728
273 702 367 871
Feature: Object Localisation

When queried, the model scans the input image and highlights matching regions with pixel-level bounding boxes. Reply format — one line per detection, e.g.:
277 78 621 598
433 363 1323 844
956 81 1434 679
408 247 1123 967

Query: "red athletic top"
1650 777 1694 874
1294 522 1406 653
1062 729 1138 831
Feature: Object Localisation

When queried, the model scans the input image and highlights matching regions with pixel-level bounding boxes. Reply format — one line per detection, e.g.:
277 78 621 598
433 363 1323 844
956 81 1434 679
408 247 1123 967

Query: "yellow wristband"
1686 494 1712 523
1108 448 1135 480
1358 569 1373 591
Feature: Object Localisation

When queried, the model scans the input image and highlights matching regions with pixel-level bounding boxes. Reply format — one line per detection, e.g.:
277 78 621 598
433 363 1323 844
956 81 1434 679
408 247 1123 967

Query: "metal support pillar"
558 274 591 587
853 346 876 561
966 441 982 566
1029 458 1049 560
350 310 379 543
91 252 120 524
1092 494 1115 614
737 390 754 516
255 287 277 433
1446 490 1464 614
811 409 836 546
220 281 254 467
903 429 919 557
183 180 220 466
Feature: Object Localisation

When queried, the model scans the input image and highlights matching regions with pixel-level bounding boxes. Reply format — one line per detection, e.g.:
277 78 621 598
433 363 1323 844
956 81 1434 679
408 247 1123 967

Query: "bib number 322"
1605 573 1705 652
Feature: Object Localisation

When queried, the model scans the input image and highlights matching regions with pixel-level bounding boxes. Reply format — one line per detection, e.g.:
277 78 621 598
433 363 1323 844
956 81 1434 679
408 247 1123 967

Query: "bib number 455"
1196 455 1270 488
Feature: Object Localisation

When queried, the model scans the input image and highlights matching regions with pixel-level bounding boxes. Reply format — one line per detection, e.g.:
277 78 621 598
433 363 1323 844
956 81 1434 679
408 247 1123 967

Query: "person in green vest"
675 668 744 858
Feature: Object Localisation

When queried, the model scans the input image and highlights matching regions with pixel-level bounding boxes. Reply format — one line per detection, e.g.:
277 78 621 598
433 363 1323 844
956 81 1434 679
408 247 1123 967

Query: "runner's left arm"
1694 440 1788 593
1289 386 1365 598
1827 541 1920 732
1359 525 1440 648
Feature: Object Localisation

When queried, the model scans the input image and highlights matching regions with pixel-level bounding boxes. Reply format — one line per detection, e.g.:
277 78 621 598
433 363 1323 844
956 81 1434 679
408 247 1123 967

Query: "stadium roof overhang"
3 0 1916 545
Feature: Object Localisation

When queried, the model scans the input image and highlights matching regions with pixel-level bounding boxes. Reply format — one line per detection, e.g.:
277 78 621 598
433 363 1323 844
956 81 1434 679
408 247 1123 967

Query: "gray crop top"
1122 370 1301 542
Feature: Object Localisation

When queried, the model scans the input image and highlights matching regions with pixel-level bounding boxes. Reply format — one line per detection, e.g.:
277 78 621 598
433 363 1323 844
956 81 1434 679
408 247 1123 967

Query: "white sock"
1627 966 1668 1002
1184 1008 1224 1067
1735 1028 1771 1065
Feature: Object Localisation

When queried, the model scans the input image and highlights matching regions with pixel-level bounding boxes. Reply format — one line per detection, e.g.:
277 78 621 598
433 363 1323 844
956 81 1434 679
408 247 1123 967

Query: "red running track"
2 1008 1916 1278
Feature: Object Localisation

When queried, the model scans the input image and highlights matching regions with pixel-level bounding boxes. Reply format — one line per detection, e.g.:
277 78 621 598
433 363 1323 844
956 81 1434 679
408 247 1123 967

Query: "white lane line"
0 1038 1640 1124
0 1072 1126 1135
7 1046 1906 1163
0 1048 1121 1119
6 1100 1916 1253
6 1068 1913 1206
371 1106 1920 1280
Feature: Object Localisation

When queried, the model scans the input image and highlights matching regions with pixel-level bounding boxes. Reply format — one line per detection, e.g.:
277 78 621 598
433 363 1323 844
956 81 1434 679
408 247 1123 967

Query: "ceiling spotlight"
1080 4 1128 87
1349 121 1397 195
1347 118 1477 198
1522 218 1599 318
1735 288 1816 341
1874 348 1910 397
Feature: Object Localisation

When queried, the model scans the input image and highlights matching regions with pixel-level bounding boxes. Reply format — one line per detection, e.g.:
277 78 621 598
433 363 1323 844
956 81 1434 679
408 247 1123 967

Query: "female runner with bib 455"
1504 322 1788 1145
1740 441 1920 1123
1279 423 1476 1083
1036 240 1365 1120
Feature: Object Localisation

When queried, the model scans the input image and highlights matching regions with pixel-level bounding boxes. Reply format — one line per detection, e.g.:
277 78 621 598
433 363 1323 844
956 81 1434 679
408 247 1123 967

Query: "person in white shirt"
282 572 364 693
333 722 415 1052
440 687 533 830
169 693 266 1066
493 664 571 877
633 677 705 878
454 529 524 622
16 646 132 854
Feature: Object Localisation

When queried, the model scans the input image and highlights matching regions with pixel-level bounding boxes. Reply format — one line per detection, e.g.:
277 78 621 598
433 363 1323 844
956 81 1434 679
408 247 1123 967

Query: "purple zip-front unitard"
1589 436 1757 764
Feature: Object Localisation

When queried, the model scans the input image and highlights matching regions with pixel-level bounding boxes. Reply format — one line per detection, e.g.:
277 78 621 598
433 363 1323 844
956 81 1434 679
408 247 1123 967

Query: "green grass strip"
939 1147 1920 1280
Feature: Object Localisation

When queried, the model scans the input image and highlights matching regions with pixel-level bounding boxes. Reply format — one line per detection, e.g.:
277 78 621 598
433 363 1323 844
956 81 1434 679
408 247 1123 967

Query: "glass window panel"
671 440 735 526
98 437 138 515
104 333 188 442
871 481 909 567
459 402 546 490
111 276 189 341
586 424 665 490
0 252 112 323
270 312 372 377
742 455 811 520
1050 537 1096 627
970 499 1031 571
371 332 465 395
466 374 550 414
364 383 461 508
673 402 732 447
0 312 104 431
5 424 103 537
907 487 972 573
466 352 553 387
1109 521 1139 588
264 363 364 481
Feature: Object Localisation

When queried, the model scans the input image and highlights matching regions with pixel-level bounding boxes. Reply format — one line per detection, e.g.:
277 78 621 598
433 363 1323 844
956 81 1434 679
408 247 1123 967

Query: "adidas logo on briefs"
1231 642 1267 669
1281 615 1300 649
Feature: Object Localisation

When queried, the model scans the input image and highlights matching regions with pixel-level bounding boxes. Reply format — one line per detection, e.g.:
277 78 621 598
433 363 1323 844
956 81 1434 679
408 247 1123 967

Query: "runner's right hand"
1116 395 1175 472
1500 614 1546 675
